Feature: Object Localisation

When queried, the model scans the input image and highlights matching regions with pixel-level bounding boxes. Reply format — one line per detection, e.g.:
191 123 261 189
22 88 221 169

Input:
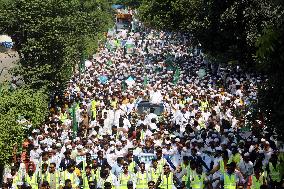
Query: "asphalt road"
0 51 19 82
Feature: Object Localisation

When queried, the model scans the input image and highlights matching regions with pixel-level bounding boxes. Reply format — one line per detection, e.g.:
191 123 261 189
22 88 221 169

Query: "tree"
0 0 113 92
113 0 141 8
0 84 49 174
255 0 284 140
139 0 278 66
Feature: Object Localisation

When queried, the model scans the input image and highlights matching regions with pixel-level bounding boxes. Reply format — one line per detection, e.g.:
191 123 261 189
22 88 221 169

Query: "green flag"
122 80 127 92
173 68 181 85
143 75 148 87
72 103 78 139
106 60 112 66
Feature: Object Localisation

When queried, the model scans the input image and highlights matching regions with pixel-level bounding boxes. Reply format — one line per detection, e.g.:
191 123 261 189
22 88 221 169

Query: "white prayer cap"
165 140 171 145
77 145 83 149
175 138 180 142
244 152 250 157
116 141 122 146
110 141 115 145
67 145 72 149
214 138 219 142
5 173 12 179
261 138 266 142
32 129 37 133
56 143 61 147
87 140 93 145
216 146 222 151
90 131 97 136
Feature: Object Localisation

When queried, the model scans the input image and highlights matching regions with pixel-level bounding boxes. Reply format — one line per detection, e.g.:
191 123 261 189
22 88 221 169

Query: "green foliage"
113 0 141 7
139 0 279 65
255 5 284 140
0 85 49 164
0 0 113 92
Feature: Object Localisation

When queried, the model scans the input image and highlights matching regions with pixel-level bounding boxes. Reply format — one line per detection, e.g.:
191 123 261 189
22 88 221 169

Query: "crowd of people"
2 13 284 189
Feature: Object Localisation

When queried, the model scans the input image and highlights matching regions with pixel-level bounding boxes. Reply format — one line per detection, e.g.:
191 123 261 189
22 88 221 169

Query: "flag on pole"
106 60 112 66
173 68 181 85
143 75 148 87
72 103 78 139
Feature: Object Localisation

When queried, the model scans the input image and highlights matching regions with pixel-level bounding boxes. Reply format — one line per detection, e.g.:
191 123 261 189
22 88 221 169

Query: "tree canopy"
139 0 281 65
0 85 49 164
0 0 113 92
0 0 114 166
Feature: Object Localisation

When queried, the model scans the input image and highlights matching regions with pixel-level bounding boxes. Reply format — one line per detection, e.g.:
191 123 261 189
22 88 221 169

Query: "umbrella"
125 76 135 86
0 35 13 49
111 4 124 9
198 68 206 78
98 75 108 84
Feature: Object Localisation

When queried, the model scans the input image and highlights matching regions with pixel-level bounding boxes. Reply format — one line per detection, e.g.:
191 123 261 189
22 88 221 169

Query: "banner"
136 153 156 164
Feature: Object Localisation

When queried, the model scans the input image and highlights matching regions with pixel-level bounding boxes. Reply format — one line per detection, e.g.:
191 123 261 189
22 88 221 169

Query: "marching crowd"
2 17 284 189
